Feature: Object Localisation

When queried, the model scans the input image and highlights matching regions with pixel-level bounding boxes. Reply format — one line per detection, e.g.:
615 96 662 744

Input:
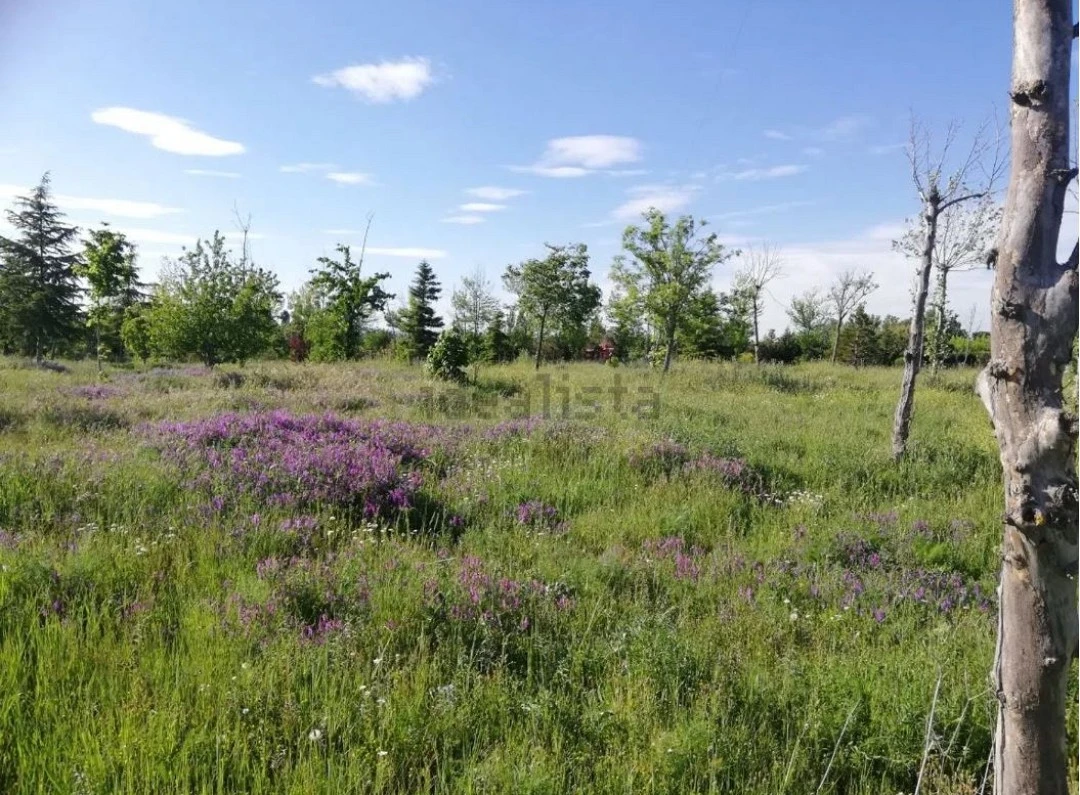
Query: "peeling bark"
892 198 938 459
977 1 1078 791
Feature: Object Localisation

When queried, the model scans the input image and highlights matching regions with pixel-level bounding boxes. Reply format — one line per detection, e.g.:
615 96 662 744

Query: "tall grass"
0 356 1074 793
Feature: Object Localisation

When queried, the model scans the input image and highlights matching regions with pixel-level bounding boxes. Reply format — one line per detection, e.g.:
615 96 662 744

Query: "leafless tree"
734 243 783 364
233 203 253 268
825 270 877 363
975 3 1078 792
961 303 980 367
891 115 1007 459
450 266 499 338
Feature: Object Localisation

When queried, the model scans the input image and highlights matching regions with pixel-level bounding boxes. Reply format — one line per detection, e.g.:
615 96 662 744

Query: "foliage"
0 173 83 359
612 209 736 371
504 243 601 368
450 267 499 337
398 260 443 361
78 224 145 362
142 232 281 366
306 244 392 360
426 327 471 383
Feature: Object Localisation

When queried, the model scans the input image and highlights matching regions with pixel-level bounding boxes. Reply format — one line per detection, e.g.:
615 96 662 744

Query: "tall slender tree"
891 116 1005 459
976 1 1078 791
733 243 783 364
825 270 878 363
450 266 499 337
79 223 144 369
0 173 83 359
398 260 444 361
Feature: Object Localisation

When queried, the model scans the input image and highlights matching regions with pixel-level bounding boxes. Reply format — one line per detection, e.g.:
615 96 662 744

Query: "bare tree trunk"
929 265 950 375
751 292 760 364
534 311 546 370
662 318 676 373
892 200 938 459
830 314 845 363
976 2 1078 793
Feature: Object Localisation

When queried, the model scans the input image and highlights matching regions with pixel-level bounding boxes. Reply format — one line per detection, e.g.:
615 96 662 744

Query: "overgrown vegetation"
0 357 1074 793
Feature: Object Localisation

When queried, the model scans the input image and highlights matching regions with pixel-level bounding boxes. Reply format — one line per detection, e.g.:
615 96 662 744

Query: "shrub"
426 328 470 384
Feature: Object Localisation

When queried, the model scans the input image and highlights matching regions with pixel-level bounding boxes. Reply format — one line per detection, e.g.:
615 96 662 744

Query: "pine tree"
398 260 443 361
0 173 83 359
482 310 511 363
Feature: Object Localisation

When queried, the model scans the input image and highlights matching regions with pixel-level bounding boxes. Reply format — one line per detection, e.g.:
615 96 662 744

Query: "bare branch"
356 211 375 269
938 191 989 212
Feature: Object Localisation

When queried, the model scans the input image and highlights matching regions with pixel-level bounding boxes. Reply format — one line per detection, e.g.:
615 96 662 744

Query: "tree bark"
830 313 845 364
662 318 676 374
751 291 760 364
891 200 938 459
976 1 1078 792
929 265 950 375
534 311 546 370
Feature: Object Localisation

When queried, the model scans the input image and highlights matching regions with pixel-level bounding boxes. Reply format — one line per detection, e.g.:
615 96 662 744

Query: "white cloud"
815 114 874 141
313 57 434 103
326 172 374 185
802 147 825 157
731 164 807 181
764 129 791 141
442 215 486 225
465 186 526 200
508 165 592 178
113 228 196 245
91 107 244 156
541 135 642 169
709 201 816 222
185 169 240 178
459 202 505 212
280 162 337 173
367 247 447 258
512 135 643 177
0 184 183 219
611 184 698 221
868 143 906 156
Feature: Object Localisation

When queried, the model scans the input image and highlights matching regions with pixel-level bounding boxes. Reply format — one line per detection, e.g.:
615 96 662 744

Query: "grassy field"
0 357 1075 794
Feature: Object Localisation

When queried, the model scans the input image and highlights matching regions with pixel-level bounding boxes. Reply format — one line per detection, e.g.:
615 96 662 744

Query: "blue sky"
1 0 1074 332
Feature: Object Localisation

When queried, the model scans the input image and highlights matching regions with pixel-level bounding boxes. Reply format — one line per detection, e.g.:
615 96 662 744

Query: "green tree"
504 243 600 370
611 209 735 373
398 260 443 361
307 244 392 360
426 327 470 383
78 224 144 369
482 310 513 363
144 232 280 366
0 174 83 359
120 303 153 364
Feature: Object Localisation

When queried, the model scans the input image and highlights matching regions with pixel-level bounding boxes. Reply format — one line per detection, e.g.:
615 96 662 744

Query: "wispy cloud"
730 164 808 181
280 162 337 173
511 135 643 178
367 246 447 259
764 129 791 141
465 186 526 200
459 202 505 212
441 215 486 225
326 172 374 185
313 57 434 103
814 114 874 141
868 143 906 156
611 184 698 221
185 169 241 178
0 183 183 219
709 200 816 222
91 107 244 156
802 147 825 157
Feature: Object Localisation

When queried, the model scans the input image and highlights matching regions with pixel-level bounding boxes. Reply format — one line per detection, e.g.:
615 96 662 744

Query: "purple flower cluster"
147 411 442 519
629 439 761 496
514 501 567 533
641 536 705 582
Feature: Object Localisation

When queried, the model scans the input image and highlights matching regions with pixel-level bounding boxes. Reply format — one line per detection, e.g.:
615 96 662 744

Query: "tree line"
0 176 994 376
